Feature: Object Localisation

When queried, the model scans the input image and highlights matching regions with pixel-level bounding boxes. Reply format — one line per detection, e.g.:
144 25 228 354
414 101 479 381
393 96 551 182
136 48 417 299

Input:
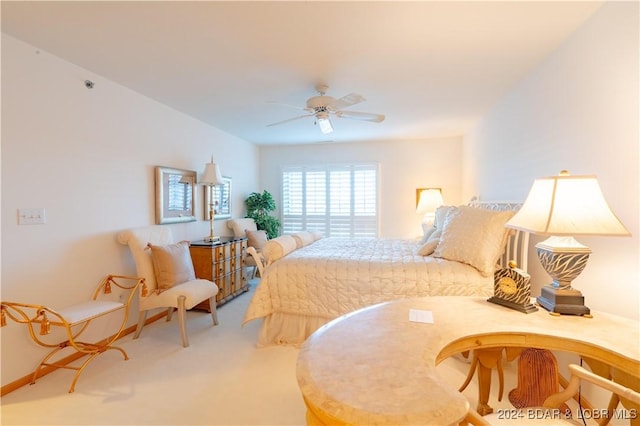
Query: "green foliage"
245 190 281 239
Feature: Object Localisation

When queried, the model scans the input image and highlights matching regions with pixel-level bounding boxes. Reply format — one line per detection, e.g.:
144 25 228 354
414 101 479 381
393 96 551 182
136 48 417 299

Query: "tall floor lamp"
201 157 224 243
506 171 630 316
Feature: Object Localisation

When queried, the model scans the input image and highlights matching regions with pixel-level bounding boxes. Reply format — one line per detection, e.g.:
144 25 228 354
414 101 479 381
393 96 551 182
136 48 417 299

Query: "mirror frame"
155 166 197 224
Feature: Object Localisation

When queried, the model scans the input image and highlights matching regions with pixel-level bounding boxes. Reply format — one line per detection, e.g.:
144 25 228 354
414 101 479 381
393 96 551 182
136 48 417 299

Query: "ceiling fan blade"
267 114 313 127
335 110 385 123
329 93 365 110
267 101 313 112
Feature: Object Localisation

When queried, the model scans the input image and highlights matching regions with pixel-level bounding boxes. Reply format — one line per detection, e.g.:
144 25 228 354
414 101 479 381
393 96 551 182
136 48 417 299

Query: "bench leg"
67 346 128 393
31 342 130 393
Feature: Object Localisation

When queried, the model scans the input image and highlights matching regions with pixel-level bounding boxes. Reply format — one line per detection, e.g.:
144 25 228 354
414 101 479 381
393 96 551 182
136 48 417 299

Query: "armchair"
117 226 219 347
246 246 265 278
227 218 265 278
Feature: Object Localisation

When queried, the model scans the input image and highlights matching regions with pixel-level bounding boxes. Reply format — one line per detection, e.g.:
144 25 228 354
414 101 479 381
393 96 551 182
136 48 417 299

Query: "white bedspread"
242 238 493 344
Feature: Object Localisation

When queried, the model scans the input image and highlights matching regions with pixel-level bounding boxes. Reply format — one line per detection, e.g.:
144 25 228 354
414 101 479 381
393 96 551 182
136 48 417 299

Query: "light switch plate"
18 208 46 225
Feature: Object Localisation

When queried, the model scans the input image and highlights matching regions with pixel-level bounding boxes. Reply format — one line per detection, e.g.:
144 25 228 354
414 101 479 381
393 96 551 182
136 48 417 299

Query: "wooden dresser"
189 237 249 311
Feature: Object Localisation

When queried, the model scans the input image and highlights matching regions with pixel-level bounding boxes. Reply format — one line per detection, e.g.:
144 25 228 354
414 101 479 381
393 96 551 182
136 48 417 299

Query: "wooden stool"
1 274 143 393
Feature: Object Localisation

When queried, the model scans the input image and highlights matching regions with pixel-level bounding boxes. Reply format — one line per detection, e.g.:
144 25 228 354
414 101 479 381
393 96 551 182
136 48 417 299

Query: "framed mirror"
155 166 197 224
204 176 232 220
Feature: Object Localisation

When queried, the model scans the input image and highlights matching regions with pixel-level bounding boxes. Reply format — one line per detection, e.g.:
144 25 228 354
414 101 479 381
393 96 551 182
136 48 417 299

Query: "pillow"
434 205 456 229
291 231 315 248
227 218 257 238
433 206 514 276
420 224 436 243
419 205 454 246
262 235 297 265
246 229 268 252
310 230 324 241
417 234 440 256
147 241 196 292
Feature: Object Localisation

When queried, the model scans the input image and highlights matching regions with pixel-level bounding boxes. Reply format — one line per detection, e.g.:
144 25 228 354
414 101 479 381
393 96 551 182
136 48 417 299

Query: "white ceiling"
1 1 603 145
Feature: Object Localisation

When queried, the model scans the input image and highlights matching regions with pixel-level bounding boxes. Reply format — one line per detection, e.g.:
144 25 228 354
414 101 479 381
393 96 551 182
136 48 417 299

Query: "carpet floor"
1 281 521 425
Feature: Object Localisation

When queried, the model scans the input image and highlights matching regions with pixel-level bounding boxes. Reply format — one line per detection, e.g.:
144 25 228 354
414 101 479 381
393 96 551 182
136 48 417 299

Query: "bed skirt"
256 312 333 347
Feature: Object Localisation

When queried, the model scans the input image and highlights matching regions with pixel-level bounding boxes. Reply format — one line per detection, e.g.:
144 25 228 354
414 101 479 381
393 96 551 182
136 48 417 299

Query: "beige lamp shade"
416 188 444 216
201 160 224 186
506 171 630 237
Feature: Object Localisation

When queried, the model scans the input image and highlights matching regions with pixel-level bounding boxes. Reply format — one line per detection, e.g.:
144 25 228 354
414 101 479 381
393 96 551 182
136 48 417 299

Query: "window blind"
282 164 379 237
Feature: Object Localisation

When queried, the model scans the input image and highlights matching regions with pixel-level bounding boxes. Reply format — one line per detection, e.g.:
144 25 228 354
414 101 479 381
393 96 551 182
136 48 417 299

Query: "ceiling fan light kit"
268 84 385 135
315 112 333 134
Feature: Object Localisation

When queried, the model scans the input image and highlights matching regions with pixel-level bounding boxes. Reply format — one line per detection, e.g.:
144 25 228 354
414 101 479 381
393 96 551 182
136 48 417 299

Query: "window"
282 164 378 237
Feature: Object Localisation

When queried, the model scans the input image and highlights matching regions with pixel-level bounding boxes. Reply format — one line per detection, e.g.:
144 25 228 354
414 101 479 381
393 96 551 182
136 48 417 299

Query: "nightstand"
189 237 249 311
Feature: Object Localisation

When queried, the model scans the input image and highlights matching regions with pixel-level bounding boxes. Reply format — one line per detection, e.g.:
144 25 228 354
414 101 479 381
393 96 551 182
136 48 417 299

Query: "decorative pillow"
262 235 297 265
147 241 196 292
417 233 440 256
433 206 514 276
246 229 268 252
434 205 456 229
421 224 436 243
310 230 324 241
291 231 315 248
419 205 455 247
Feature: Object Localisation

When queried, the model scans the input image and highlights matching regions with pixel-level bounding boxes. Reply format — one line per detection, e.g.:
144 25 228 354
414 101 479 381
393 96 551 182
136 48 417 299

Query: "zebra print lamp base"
535 239 592 316
536 285 591 316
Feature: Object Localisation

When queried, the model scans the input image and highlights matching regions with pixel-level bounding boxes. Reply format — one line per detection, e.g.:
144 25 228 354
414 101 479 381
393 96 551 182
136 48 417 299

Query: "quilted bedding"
242 237 493 345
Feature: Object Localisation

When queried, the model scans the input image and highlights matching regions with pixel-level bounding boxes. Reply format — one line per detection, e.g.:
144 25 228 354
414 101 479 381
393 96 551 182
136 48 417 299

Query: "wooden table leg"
475 348 505 416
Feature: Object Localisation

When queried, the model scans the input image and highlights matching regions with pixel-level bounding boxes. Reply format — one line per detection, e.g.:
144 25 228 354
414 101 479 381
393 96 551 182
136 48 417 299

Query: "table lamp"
416 188 444 227
201 156 224 242
506 171 630 315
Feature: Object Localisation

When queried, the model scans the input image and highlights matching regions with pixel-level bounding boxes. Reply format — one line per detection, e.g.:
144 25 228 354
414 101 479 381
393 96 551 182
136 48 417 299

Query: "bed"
242 202 528 346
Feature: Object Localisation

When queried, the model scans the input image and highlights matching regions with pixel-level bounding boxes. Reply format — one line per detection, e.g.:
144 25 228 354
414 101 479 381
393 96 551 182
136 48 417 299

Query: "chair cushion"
57 301 124 326
147 241 196 292
246 230 268 252
139 279 218 310
227 218 257 238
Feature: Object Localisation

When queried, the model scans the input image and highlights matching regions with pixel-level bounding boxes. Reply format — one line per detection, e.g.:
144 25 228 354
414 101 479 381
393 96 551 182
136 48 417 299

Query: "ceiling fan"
267 84 385 134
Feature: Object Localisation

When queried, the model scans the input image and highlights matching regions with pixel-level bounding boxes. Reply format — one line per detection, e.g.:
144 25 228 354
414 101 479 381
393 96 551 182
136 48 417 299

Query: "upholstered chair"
227 218 266 278
117 226 218 347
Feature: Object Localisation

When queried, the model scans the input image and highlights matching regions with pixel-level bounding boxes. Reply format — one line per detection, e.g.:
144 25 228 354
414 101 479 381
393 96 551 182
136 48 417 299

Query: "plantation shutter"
282 164 379 237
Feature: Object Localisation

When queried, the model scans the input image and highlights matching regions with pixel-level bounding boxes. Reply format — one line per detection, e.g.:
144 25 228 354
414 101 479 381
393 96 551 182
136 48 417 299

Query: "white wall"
463 2 639 319
1 34 259 386
259 138 464 239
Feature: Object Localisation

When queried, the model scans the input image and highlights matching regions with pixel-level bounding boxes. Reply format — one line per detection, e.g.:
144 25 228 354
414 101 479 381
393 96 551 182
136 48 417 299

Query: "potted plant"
245 190 281 239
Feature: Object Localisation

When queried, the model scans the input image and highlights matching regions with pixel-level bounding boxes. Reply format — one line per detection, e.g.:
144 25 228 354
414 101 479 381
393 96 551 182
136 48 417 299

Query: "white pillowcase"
417 205 456 255
417 230 441 256
433 205 514 276
420 223 436 243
